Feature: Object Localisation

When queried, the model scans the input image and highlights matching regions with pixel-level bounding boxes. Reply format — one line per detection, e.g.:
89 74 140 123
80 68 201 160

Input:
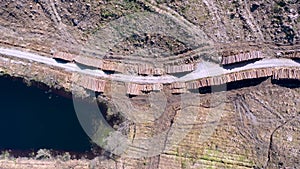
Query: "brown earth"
0 0 299 169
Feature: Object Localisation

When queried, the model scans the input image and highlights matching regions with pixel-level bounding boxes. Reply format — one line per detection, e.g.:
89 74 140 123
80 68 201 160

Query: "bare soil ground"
0 0 299 168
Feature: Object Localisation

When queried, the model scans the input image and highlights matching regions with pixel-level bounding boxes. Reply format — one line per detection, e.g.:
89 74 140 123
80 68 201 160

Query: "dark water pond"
0 75 94 157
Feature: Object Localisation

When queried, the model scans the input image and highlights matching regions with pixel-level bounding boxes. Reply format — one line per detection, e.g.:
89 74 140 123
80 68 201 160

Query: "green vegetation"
35 149 52 160
0 150 11 159
273 4 282 13
181 159 187 169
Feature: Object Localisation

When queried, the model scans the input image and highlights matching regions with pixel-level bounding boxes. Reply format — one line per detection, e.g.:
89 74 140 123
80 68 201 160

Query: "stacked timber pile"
171 88 187 94
53 52 76 62
170 82 186 89
170 82 186 94
74 55 103 68
127 83 142 95
153 83 163 91
76 76 106 92
138 64 165 76
138 64 152 75
74 56 125 73
256 67 273 77
221 50 263 65
102 60 117 71
127 83 163 95
140 84 153 92
102 60 125 73
53 52 200 75
165 64 195 74
153 68 164 76
186 68 274 89
273 67 300 80
283 51 300 58
74 67 300 95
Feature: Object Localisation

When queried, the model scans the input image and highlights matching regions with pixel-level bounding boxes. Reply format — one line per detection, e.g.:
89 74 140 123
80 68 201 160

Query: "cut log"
221 51 263 65
53 52 76 62
77 76 106 92
102 60 118 71
153 83 163 91
170 82 186 89
171 88 187 94
74 56 103 68
127 83 142 95
165 64 195 74
138 64 153 75
153 68 165 76
283 51 300 58
186 81 201 89
127 83 163 95
273 67 300 80
185 68 277 89
141 84 153 92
